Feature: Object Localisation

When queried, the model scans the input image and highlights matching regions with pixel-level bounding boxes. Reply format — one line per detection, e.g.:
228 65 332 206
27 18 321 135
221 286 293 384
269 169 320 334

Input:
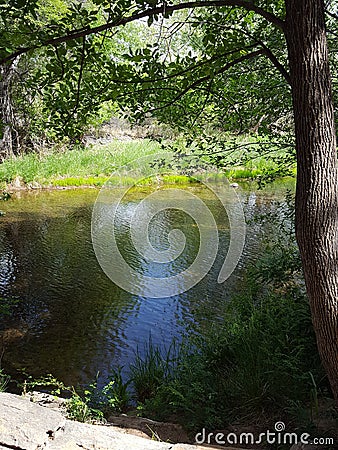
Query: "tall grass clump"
129 340 178 404
0 139 161 185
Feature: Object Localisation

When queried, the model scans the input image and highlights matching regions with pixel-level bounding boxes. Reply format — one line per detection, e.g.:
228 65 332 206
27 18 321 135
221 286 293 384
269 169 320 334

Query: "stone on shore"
0 392 219 450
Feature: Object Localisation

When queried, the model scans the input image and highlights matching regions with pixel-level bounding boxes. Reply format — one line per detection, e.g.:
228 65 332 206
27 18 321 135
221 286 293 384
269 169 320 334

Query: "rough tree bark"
0 59 20 160
285 0 338 404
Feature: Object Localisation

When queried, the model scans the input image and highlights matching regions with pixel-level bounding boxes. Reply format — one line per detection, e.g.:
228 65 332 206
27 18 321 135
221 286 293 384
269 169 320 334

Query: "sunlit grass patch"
0 139 161 185
225 168 262 179
0 137 296 188
50 176 109 187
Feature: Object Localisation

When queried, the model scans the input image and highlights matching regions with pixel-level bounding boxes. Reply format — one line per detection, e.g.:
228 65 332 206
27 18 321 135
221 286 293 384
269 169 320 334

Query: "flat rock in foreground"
0 392 221 450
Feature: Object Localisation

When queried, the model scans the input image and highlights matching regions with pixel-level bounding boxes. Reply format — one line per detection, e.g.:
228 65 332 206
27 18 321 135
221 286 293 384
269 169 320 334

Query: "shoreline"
0 139 296 194
2 174 295 194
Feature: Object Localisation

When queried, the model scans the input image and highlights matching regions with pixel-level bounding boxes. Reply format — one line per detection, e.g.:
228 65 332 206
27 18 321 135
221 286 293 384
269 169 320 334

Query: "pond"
0 180 295 388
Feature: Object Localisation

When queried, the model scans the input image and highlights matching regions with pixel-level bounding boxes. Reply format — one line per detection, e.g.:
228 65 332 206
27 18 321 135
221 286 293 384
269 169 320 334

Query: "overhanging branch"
259 44 290 85
177 19 290 84
0 1 284 64
143 49 265 113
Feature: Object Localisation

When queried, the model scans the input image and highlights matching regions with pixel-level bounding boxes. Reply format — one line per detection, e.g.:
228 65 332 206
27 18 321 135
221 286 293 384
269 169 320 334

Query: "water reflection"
0 181 294 387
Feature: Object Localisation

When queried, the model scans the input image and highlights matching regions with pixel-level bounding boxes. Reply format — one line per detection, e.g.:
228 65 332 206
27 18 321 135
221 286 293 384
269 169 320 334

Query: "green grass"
50 174 198 188
0 369 10 392
50 176 109 187
225 167 262 179
225 164 296 181
134 283 324 432
0 137 296 188
0 139 161 186
130 340 178 404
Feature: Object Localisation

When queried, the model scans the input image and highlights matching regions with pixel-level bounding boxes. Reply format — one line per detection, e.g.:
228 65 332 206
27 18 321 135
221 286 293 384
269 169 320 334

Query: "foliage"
0 368 10 392
0 0 293 149
65 387 103 423
0 0 161 145
129 340 178 403
21 373 102 422
0 135 295 187
160 132 296 185
19 370 130 422
90 368 131 415
137 292 324 431
0 139 160 184
0 0 337 163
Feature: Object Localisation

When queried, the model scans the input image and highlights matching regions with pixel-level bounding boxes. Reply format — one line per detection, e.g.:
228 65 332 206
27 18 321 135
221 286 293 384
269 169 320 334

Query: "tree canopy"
0 1 336 144
0 0 298 144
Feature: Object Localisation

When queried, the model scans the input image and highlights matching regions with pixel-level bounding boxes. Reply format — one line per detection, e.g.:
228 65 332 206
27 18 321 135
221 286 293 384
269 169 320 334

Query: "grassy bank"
0 138 296 189
0 140 161 188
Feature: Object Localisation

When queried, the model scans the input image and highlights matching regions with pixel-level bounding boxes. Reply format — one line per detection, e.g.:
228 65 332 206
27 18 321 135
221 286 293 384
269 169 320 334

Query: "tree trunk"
0 60 20 160
285 0 338 404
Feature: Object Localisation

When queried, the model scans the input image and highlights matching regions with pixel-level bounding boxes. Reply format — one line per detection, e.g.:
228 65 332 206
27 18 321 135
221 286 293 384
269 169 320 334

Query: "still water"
0 181 294 387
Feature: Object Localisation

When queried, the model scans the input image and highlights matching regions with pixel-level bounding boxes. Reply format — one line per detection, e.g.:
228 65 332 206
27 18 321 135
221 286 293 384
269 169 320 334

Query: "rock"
43 419 173 450
28 181 42 189
0 392 171 449
0 392 255 450
12 176 25 189
0 393 202 450
27 390 68 412
108 415 190 443
0 392 66 450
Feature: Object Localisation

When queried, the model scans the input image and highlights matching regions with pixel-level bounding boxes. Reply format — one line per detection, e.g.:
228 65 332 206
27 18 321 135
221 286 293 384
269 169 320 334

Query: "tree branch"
74 37 86 114
259 43 290 85
106 44 258 85
184 18 290 84
199 140 294 157
191 78 214 126
143 49 265 113
325 8 338 21
0 1 284 64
